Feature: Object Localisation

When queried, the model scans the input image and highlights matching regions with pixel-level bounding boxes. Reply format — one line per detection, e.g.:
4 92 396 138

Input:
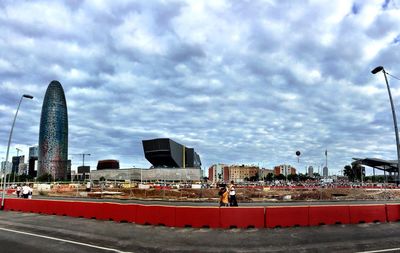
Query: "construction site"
37 183 400 203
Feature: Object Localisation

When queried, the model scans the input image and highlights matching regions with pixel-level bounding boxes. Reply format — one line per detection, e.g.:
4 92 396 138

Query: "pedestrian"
218 184 229 207
16 185 21 198
28 184 33 199
86 181 91 192
229 181 238 207
21 184 30 199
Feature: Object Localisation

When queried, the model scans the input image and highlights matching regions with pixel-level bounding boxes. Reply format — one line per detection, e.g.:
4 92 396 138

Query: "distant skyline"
0 1 400 175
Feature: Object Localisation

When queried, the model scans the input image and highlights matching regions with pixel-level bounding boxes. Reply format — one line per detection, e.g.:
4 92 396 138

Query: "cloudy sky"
0 0 400 176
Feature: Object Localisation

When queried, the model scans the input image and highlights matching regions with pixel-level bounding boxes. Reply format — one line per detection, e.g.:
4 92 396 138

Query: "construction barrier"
3 198 32 212
386 204 400 222
136 205 175 226
46 200 74 216
25 199 51 214
220 207 264 228
175 206 220 228
55 201 85 218
265 206 309 228
309 205 350 226
1 199 398 229
101 202 137 222
349 204 387 224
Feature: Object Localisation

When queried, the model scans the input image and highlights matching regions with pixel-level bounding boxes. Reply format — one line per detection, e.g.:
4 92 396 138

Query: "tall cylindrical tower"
38 80 68 180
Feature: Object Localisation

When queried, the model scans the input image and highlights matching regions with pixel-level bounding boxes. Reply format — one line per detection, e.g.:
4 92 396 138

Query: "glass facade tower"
38 80 68 180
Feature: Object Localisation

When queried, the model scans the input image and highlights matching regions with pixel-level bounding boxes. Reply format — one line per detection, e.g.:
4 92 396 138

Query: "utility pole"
1 157 4 189
16 148 22 157
70 153 91 181
183 146 186 185
70 153 91 166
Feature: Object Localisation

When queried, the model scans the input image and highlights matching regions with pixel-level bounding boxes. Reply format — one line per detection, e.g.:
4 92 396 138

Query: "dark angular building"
78 166 90 174
12 155 24 174
28 146 38 177
142 138 201 168
38 80 68 180
97 160 119 170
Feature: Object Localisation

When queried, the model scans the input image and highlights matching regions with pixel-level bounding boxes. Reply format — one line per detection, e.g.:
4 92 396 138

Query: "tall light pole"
1 94 33 209
0 157 4 190
371 66 400 185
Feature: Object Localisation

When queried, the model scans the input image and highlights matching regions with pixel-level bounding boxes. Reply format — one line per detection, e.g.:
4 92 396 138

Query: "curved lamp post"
1 94 33 209
371 66 400 185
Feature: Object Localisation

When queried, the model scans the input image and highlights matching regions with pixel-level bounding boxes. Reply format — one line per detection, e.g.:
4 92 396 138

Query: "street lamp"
371 66 400 185
1 94 33 209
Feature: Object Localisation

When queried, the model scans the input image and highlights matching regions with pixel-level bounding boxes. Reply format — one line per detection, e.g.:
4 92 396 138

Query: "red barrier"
74 201 102 219
309 205 350 225
7 189 16 194
56 201 83 217
2 199 394 229
175 207 220 228
40 200 101 218
386 204 400 222
26 199 50 214
3 198 32 212
5 198 50 214
349 205 387 224
265 206 309 228
102 203 137 223
46 200 74 216
136 205 175 226
220 207 264 228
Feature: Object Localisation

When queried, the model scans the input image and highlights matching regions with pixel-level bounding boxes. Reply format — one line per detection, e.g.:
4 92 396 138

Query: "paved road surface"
1 211 400 252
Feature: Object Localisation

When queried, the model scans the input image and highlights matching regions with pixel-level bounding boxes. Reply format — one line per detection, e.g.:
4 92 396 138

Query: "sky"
0 0 400 176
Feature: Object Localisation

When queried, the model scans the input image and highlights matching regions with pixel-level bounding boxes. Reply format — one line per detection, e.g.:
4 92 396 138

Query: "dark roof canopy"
352 157 399 172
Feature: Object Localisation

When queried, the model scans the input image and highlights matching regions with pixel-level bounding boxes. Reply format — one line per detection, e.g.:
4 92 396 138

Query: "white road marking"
0 227 133 253
357 248 400 253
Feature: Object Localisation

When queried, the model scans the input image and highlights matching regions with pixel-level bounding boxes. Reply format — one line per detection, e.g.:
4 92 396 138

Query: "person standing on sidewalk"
218 184 229 207
21 184 30 199
229 181 238 206
16 185 21 198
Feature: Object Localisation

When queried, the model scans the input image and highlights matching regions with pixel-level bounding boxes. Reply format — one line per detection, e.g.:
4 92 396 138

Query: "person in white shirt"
22 184 30 199
229 181 238 206
16 185 21 198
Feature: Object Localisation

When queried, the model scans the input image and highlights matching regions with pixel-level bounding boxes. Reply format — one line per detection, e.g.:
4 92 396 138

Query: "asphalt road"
1 211 400 252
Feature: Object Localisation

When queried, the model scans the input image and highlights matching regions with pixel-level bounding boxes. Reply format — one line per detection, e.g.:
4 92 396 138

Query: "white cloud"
1 0 400 174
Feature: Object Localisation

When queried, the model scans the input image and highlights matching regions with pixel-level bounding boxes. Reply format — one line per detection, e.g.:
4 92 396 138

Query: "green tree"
265 173 274 182
36 173 53 182
249 173 259 181
298 173 309 181
351 161 365 181
287 174 299 182
275 174 286 180
344 163 364 182
313 172 320 178
17 174 34 182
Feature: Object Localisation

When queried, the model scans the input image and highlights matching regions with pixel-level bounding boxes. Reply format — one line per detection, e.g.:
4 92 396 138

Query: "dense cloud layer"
0 0 399 175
